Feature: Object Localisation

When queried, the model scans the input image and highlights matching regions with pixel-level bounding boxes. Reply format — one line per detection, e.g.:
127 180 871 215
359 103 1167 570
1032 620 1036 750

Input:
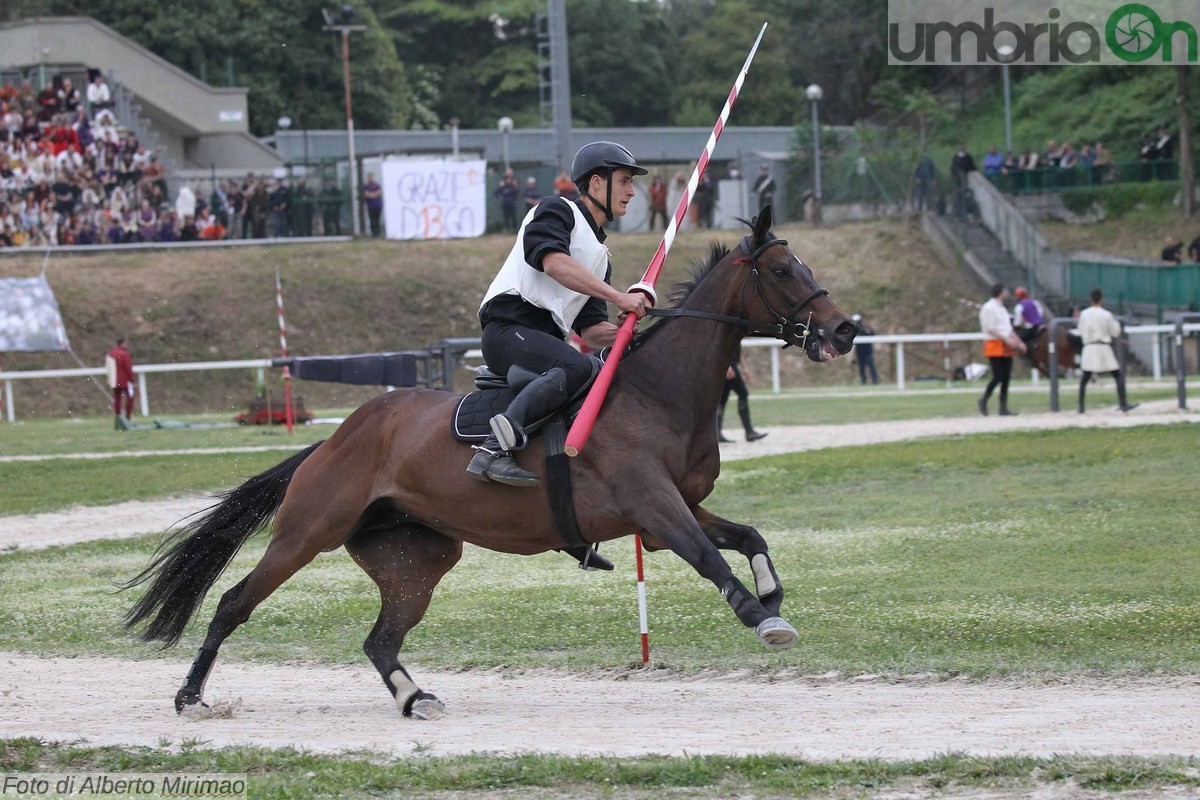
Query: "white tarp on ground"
382 159 487 240
0 276 70 352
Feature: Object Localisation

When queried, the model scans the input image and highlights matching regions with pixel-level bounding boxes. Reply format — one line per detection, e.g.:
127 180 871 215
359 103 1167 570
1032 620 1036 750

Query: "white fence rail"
3 325 1199 422
0 359 273 423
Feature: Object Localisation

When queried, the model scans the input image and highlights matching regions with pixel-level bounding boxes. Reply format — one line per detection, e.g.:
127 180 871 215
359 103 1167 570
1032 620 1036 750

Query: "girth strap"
542 415 588 549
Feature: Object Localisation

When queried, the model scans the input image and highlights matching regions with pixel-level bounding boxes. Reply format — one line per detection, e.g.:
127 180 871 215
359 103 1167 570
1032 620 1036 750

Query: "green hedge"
1060 181 1179 217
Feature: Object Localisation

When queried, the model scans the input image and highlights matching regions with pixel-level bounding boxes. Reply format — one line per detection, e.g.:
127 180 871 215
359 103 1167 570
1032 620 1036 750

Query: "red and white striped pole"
634 533 651 664
565 21 768 458
275 266 295 434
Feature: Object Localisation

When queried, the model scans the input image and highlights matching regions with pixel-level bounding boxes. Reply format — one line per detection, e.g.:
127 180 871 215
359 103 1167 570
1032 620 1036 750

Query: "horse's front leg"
631 495 797 650
691 505 785 618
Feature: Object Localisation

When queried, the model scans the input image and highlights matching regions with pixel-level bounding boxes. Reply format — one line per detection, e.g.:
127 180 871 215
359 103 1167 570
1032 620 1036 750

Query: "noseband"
645 236 829 348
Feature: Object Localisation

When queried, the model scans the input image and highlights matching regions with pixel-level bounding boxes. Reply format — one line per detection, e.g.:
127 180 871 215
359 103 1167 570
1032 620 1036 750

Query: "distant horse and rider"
1011 286 1081 378
123 204 859 720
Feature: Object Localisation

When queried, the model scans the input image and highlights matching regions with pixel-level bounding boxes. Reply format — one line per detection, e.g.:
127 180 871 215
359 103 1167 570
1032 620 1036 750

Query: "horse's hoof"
408 696 446 720
755 617 799 650
174 691 207 715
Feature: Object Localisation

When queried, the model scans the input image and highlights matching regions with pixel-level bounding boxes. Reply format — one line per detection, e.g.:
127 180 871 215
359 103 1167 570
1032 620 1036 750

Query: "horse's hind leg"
691 506 786 617
344 522 462 719
176 501 363 712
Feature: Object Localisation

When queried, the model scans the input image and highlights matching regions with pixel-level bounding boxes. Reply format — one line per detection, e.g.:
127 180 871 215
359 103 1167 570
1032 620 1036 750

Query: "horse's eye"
772 267 790 278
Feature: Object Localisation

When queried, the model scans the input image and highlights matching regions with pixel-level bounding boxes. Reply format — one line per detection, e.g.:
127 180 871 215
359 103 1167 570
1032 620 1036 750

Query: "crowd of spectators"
963 127 1175 195
0 70 341 248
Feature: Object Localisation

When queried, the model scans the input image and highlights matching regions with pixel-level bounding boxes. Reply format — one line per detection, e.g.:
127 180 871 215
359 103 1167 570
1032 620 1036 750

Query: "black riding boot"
1078 385 1086 414
466 368 570 487
1116 373 1139 412
716 407 732 443
738 398 767 441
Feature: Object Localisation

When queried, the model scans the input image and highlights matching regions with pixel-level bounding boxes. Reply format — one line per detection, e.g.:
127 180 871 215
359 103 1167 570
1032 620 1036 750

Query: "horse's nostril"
836 320 858 340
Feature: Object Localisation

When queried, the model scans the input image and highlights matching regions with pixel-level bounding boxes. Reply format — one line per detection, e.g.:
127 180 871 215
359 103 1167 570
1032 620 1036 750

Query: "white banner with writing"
381 159 487 240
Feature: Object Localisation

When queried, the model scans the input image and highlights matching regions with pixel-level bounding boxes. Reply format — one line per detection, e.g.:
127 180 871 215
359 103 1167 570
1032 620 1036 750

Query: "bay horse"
1027 323 1081 378
124 206 858 720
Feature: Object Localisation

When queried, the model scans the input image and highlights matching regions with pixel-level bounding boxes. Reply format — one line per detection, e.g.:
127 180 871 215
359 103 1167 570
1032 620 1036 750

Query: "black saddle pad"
451 388 514 441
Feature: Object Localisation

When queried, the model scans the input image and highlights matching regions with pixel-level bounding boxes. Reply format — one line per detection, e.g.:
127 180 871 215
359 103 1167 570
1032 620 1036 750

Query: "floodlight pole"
325 21 367 237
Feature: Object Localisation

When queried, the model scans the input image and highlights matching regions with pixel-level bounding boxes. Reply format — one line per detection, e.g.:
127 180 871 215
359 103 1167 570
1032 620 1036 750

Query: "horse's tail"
122 441 324 647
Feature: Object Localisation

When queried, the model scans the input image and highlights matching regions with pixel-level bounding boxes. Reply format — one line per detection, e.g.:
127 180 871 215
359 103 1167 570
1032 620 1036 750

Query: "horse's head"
732 206 857 362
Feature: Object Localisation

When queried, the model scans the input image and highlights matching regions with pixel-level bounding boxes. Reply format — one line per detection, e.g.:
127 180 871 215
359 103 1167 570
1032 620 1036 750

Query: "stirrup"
490 414 526 452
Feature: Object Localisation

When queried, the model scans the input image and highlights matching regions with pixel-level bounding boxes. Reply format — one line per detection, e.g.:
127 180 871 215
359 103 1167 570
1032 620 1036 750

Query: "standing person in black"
753 164 776 212
851 313 878 384
950 143 977 220
716 344 767 443
494 170 519 233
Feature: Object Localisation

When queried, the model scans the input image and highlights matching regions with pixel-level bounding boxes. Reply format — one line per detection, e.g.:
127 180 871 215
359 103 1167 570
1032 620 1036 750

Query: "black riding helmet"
571 141 648 222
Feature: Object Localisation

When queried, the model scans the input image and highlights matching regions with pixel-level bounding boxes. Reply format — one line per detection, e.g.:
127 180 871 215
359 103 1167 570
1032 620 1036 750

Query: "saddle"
450 360 599 442
449 359 603 565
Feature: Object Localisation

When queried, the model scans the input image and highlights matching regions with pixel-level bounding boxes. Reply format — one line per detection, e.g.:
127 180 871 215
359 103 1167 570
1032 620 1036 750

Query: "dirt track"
3 653 1199 760
2 403 1199 760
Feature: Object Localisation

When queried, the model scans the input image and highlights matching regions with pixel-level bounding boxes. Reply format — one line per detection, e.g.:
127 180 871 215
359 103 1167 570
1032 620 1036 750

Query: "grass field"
2 738 1197 799
2 424 1197 678
4 417 1200 797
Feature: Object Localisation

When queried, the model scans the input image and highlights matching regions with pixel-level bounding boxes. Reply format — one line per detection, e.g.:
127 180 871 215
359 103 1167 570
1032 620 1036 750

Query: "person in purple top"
362 172 383 237
1012 286 1046 348
981 144 1004 175
137 199 158 242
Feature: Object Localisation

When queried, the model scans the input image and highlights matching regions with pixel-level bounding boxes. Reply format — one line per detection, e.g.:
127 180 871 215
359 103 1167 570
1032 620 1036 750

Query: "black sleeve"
572 264 612 334
522 198 574 271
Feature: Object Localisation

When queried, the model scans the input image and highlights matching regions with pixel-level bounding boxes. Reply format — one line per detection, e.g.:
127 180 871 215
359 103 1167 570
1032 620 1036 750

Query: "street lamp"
323 5 367 236
804 83 823 225
497 116 513 171
997 44 1015 156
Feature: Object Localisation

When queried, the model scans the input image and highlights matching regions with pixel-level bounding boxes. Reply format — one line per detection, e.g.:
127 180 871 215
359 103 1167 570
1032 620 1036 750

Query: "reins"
644 237 829 348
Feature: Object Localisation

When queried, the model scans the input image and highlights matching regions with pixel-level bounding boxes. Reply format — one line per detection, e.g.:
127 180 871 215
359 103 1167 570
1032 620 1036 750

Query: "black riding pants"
480 321 596 399
983 356 1013 404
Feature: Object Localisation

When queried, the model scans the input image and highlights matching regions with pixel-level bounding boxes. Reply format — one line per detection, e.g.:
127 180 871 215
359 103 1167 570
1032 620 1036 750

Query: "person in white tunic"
1077 288 1138 413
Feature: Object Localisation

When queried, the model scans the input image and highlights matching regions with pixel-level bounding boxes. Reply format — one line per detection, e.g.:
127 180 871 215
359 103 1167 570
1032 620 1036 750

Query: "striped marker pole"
634 533 651 664
275 267 295 434
564 21 768 458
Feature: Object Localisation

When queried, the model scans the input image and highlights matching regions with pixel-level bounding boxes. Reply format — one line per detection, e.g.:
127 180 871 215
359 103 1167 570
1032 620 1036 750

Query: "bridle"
645 235 829 349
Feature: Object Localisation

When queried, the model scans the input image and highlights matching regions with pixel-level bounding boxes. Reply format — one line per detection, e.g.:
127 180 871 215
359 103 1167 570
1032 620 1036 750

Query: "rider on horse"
1012 286 1046 350
467 141 651 486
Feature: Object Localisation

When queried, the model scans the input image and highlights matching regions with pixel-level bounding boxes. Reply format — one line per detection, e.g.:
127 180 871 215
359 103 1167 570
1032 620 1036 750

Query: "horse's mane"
629 242 730 352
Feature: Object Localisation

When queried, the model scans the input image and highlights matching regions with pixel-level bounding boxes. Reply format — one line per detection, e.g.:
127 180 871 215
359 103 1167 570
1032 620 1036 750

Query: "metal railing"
982 159 1177 195
4 325 1200 422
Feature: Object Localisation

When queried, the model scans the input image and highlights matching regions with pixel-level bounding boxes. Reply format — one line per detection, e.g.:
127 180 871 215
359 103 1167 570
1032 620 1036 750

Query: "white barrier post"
138 373 149 418
4 379 13 423
1153 334 1162 381
895 343 906 391
770 345 780 394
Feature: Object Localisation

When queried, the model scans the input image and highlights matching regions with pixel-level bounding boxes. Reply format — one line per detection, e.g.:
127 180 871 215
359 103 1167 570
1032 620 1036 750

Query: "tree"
566 0 676 127
1178 65 1194 218
672 0 798 126
374 0 540 129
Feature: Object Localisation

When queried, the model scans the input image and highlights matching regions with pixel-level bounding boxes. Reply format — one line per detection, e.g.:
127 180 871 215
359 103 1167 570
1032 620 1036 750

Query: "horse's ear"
753 205 773 242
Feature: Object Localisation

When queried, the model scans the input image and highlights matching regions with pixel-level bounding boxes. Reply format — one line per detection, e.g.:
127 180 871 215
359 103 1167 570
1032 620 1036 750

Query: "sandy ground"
2 402 1200 764
2 652 1199 761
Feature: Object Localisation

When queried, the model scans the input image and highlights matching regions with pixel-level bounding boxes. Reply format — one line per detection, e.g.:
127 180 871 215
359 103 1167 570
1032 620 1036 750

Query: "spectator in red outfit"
105 336 136 430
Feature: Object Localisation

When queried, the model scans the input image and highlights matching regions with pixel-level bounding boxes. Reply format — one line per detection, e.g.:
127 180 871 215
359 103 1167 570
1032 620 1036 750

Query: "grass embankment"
2 425 1197 676
0 218 980 418
2 738 1197 799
